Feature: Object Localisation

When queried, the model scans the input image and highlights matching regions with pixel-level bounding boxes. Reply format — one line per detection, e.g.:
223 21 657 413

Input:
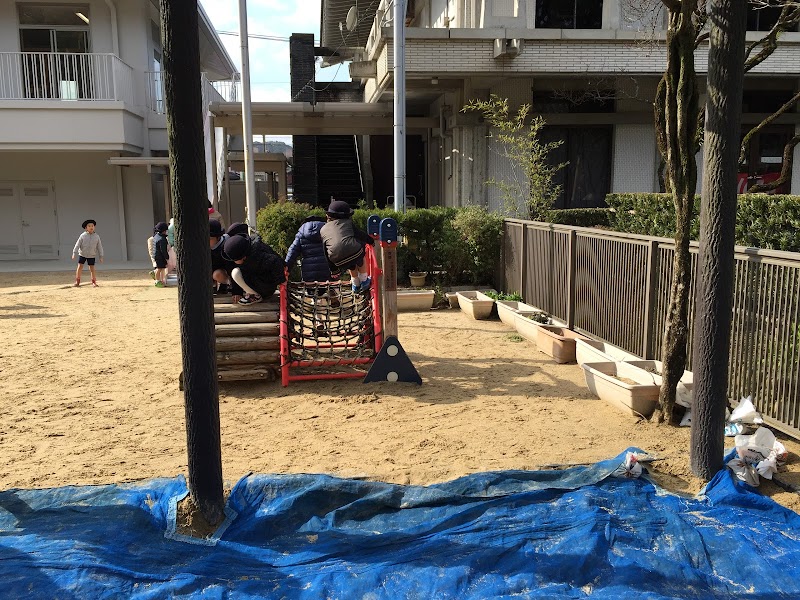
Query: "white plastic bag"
679 409 692 427
613 452 643 479
735 427 777 466
727 458 760 487
676 383 692 409
730 396 764 425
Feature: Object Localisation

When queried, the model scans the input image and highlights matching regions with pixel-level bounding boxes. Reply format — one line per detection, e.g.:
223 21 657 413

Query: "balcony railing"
0 52 134 103
146 71 238 114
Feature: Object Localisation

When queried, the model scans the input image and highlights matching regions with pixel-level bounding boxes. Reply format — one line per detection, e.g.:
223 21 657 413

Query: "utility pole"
393 0 406 213
238 0 258 227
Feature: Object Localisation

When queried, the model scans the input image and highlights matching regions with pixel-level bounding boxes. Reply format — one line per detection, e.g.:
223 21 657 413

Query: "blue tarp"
2 448 800 599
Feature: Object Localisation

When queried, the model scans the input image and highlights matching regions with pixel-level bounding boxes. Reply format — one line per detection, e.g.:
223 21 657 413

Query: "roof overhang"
107 156 169 173
210 101 437 135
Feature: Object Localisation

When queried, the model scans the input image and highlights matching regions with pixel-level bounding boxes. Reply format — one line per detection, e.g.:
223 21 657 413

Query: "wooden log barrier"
208 295 282 384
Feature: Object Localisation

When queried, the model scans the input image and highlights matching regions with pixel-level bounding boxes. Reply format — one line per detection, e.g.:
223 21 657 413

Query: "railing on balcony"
0 52 134 103
146 71 238 114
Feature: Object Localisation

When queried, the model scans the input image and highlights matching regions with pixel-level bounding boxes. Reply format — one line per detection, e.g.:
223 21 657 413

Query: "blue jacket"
285 219 332 282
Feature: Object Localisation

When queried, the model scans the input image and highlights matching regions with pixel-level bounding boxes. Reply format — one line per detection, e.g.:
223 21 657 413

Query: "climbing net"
280 246 383 385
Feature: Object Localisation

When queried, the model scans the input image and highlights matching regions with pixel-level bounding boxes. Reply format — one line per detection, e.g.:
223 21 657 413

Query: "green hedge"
547 208 614 228
603 193 800 252
256 202 503 285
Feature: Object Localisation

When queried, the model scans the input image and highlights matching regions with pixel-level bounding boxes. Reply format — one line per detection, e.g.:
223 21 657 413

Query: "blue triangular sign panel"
364 336 422 385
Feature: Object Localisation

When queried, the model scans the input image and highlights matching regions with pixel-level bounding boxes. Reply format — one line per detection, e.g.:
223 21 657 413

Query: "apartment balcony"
0 52 145 152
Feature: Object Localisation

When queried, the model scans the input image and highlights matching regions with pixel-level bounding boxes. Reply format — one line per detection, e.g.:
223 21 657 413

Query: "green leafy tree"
463 95 565 220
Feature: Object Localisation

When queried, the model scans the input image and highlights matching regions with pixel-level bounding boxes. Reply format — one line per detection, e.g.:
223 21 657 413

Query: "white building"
318 0 800 212
0 1 237 263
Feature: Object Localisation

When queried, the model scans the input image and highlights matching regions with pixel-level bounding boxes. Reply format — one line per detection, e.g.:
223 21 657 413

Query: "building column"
115 163 128 261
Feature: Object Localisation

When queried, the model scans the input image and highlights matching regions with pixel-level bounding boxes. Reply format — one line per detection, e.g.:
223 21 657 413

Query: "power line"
216 30 320 43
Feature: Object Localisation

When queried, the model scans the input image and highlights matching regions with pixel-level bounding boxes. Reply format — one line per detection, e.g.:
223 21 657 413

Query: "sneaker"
351 281 360 293
238 293 262 305
73 280 80 287
359 277 372 292
91 280 99 288
154 281 166 288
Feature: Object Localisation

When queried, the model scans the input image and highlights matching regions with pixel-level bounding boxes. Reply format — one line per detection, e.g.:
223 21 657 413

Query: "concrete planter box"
623 360 694 408
397 290 434 311
575 339 639 367
496 301 541 328
457 291 495 320
445 292 459 309
581 361 661 418
512 312 547 344
536 326 588 363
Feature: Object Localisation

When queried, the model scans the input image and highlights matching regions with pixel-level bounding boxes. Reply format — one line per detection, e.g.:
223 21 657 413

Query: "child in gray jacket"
72 219 104 287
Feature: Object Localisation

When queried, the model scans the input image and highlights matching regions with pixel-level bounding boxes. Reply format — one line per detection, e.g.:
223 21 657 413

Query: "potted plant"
409 271 428 287
513 310 550 343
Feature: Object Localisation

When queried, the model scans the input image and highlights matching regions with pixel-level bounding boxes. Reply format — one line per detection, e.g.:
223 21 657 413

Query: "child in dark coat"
209 219 231 294
320 200 375 292
285 216 333 283
152 221 169 288
222 225 286 305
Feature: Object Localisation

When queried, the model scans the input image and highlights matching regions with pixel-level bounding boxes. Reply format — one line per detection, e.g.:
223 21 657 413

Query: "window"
535 0 603 29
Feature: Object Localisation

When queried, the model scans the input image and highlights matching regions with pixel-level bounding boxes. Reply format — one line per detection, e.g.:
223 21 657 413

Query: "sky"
201 0 351 105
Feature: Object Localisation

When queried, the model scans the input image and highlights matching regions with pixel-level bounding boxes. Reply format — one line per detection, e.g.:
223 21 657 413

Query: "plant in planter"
513 310 551 343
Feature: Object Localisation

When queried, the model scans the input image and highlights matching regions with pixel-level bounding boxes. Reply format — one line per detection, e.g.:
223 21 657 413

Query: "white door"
20 183 59 258
0 184 24 259
0 182 59 259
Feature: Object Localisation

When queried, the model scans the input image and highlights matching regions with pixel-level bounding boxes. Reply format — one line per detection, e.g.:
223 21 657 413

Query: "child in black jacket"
153 222 169 288
320 200 375 293
223 225 286 305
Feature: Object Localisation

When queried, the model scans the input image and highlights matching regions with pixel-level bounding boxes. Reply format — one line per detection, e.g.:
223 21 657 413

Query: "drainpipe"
103 0 119 57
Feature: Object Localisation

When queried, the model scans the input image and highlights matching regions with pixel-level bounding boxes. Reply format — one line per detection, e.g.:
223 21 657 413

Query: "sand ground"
1 269 799 512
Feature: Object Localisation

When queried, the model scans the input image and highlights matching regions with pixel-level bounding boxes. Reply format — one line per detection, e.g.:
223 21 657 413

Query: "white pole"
238 0 258 228
393 0 406 213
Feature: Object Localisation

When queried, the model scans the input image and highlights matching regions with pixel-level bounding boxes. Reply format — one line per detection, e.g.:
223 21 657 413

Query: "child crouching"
320 200 375 292
222 225 286 305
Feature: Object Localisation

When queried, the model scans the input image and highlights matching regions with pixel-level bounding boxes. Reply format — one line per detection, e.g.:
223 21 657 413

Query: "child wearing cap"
320 200 375 292
222 227 286 305
72 219 104 287
152 221 170 288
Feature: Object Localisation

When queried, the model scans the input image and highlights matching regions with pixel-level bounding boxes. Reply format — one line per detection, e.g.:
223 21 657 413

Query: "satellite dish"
345 6 358 31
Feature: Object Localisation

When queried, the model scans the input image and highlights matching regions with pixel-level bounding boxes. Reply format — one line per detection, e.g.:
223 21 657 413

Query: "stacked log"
213 293 280 383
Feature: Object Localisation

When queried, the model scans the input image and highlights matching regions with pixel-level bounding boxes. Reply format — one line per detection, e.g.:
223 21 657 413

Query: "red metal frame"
280 244 383 386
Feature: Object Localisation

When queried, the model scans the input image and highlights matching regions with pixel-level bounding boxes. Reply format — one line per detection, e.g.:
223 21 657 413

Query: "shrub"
605 193 800 252
452 205 504 284
547 208 614 228
256 201 324 257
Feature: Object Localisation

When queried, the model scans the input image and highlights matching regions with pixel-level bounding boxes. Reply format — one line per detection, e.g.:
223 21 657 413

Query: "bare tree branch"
747 133 800 192
744 4 800 72
739 89 800 163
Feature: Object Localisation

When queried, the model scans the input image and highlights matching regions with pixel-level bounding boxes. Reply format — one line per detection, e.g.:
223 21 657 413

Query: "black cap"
325 200 353 218
154 221 169 234
223 234 250 261
226 222 250 237
209 219 224 237
82 219 96 229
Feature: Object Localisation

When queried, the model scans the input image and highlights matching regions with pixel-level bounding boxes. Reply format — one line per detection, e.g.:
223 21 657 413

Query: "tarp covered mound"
2 449 800 599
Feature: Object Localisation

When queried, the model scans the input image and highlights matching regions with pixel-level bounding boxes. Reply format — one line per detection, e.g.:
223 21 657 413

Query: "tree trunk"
654 4 700 425
160 0 225 524
691 0 747 481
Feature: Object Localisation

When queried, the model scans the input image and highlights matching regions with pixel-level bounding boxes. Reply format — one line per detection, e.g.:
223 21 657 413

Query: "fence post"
520 224 527 299
566 229 577 330
642 240 659 358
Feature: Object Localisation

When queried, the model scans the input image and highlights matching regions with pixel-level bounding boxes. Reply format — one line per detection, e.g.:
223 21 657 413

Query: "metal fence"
503 219 800 438
0 52 134 103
